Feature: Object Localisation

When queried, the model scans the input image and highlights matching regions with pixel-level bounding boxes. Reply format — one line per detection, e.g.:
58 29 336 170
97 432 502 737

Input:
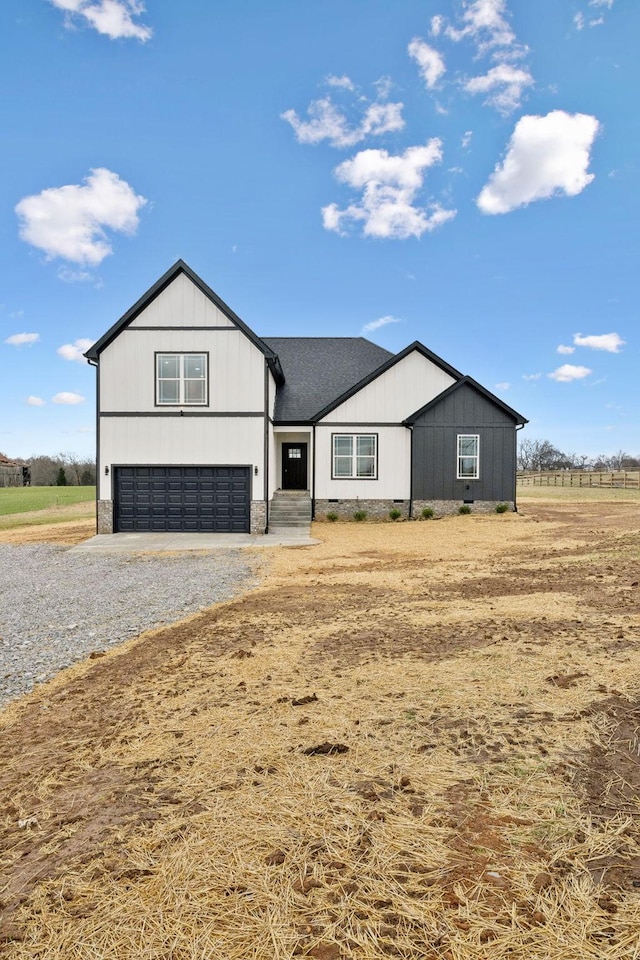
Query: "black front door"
282 443 308 490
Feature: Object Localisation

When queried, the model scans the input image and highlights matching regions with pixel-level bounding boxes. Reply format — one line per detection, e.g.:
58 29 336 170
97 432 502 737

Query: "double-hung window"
332 434 377 479
457 434 479 479
156 353 207 405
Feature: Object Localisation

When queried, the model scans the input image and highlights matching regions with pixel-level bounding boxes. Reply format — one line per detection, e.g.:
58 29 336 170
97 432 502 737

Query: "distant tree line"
27 454 96 487
518 438 640 473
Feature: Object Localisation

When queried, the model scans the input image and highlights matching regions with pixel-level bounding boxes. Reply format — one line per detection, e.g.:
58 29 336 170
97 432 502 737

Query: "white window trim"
332 433 378 480
457 434 480 480
156 352 208 406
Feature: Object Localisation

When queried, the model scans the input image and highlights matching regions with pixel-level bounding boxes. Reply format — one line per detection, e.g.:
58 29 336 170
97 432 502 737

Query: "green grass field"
0 486 95 516
517 483 639 502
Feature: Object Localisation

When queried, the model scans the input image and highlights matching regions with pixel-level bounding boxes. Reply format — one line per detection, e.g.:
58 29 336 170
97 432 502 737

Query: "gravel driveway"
0 543 260 709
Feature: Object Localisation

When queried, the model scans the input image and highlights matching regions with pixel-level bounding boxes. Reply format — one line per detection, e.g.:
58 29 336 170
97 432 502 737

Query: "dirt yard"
1 496 639 958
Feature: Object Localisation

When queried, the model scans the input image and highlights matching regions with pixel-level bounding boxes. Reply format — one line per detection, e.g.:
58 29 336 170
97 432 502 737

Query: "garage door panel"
115 466 251 533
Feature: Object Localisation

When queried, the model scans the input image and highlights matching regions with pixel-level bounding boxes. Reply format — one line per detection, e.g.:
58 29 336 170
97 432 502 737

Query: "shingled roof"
262 337 393 422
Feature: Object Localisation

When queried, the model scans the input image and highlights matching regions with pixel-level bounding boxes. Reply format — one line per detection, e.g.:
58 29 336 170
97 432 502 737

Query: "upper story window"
332 434 377 479
156 353 207 405
457 434 479 479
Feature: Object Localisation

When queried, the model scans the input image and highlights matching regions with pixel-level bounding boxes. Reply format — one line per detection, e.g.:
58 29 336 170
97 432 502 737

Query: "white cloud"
282 96 404 149
408 38 446 90
575 1 614 30
557 344 575 355
548 364 592 382
362 315 403 334
326 74 355 91
444 0 523 57
430 14 445 36
57 267 95 283
4 332 40 346
52 392 85 404
373 76 394 100
27 396 46 406
464 63 533 113
322 141 456 239
462 130 473 149
573 332 625 352
47 0 152 41
477 110 600 215
436 2 532 113
15 167 147 266
523 373 541 380
57 338 95 362
495 381 510 390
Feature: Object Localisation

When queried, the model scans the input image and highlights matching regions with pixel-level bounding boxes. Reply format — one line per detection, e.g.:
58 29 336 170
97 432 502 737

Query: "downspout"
263 359 270 533
407 424 413 519
311 423 316 519
514 422 525 513
88 358 99 534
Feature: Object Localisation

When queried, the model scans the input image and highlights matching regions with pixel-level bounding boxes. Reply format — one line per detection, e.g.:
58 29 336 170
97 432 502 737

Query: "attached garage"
114 466 251 533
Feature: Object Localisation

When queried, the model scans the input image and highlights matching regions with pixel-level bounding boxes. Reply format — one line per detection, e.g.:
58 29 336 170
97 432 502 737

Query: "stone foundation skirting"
413 499 515 517
315 499 410 520
251 500 267 534
314 498 515 520
97 499 114 534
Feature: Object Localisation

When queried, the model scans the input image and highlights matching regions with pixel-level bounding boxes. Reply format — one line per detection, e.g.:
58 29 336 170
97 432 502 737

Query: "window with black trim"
457 434 479 479
156 353 207 405
332 434 377 479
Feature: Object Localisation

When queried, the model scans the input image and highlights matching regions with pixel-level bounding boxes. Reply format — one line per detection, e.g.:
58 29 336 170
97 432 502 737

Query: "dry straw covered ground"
1 492 639 959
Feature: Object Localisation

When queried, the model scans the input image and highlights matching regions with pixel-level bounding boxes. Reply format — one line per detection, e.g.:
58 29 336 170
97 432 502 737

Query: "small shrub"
326 511 338 522
353 510 367 522
421 507 434 519
389 508 402 521
496 502 509 514
459 504 472 515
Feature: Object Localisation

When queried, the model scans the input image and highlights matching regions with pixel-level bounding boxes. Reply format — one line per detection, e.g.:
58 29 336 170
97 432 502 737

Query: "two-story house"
86 260 527 534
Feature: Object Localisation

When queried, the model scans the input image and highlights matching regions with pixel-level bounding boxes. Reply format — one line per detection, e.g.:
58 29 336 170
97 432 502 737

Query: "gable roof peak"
404 375 528 425
84 261 283 382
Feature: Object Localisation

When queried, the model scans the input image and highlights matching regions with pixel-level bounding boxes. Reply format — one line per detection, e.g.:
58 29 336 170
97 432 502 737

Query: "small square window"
156 353 208 406
332 434 377 479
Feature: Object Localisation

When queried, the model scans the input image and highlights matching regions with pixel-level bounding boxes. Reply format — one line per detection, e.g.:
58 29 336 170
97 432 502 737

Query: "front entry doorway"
282 442 308 490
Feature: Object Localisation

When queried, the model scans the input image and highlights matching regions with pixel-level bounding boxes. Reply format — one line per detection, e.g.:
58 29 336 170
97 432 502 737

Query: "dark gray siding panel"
411 383 517 501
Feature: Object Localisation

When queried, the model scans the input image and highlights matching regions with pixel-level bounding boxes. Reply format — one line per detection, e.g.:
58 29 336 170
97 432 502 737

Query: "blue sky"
1 0 637 460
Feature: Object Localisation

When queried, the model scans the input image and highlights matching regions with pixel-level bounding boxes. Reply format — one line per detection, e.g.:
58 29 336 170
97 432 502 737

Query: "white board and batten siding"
100 329 265 412
98 273 269 502
315 425 410 500
128 272 235 329
320 350 456 425
98 418 264 501
315 350 456 500
100 275 266 413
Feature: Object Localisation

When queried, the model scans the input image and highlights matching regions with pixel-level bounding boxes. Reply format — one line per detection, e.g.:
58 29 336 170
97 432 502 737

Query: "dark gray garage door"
114 466 251 533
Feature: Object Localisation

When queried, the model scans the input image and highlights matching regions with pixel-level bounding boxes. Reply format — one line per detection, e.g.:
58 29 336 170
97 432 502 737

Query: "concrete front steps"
269 490 312 528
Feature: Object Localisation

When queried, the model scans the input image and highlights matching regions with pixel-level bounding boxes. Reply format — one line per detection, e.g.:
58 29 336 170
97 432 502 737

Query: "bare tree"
518 438 566 472
27 453 96 486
